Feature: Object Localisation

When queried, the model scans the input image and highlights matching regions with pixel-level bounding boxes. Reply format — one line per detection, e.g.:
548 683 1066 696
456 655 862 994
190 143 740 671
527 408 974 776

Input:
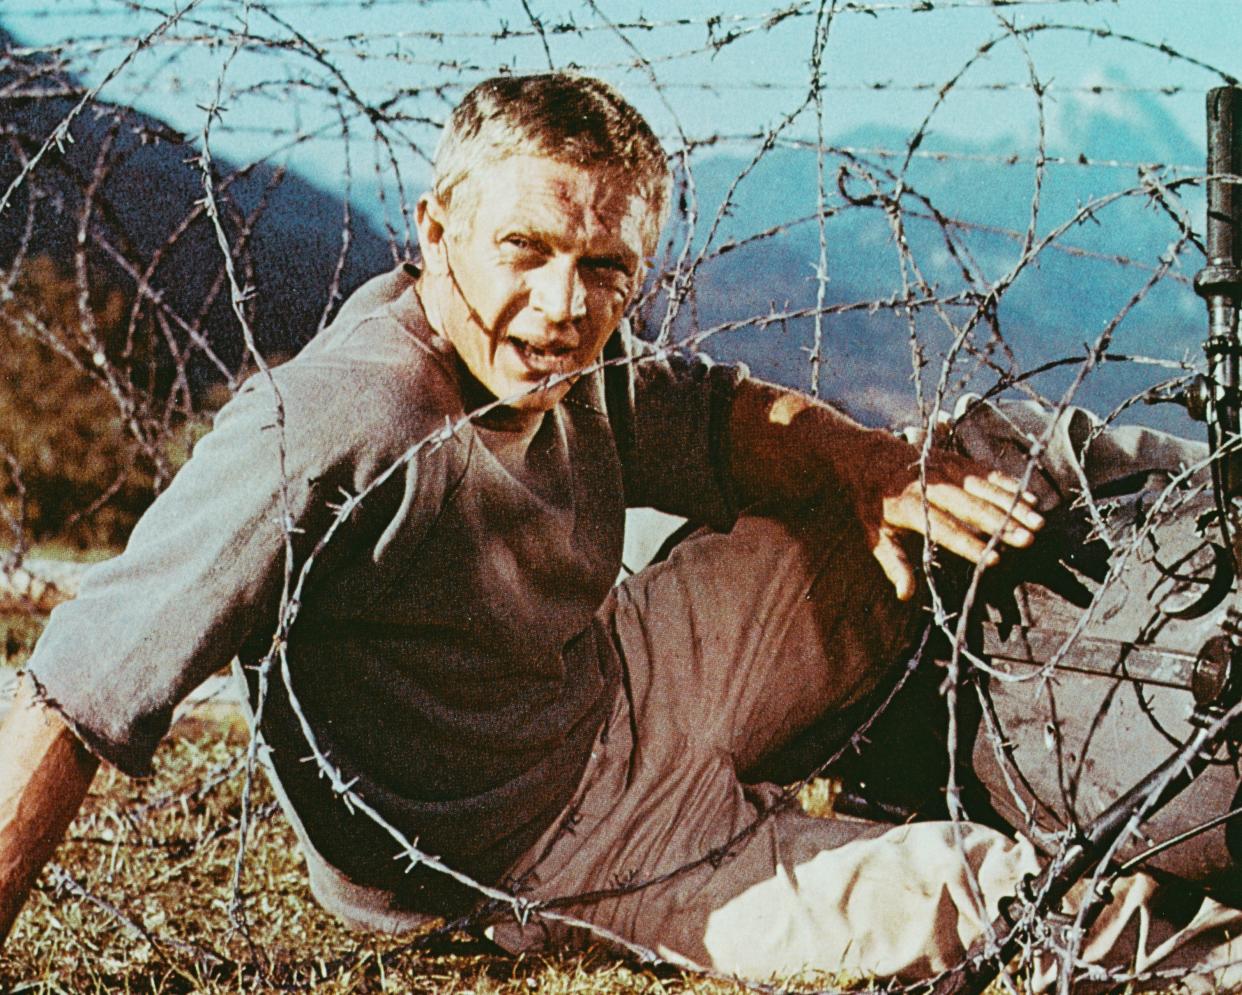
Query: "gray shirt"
27 263 744 912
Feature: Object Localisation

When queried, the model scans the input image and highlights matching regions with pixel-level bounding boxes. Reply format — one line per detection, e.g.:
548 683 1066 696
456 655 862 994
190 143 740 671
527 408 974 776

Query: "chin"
506 383 571 411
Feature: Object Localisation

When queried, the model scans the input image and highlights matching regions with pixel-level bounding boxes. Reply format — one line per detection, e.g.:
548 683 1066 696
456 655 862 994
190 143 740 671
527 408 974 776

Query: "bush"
0 256 207 552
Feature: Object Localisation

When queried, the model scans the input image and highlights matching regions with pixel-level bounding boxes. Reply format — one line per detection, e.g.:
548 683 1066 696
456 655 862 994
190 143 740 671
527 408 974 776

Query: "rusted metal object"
972 487 1242 892
924 87 1242 995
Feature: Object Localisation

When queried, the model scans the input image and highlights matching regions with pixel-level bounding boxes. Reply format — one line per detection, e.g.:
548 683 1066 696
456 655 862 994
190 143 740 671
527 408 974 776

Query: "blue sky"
4 0 1237 426
4 0 1237 203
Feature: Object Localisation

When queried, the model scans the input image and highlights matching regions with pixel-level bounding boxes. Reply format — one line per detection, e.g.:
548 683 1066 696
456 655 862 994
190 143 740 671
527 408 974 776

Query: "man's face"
416 154 653 412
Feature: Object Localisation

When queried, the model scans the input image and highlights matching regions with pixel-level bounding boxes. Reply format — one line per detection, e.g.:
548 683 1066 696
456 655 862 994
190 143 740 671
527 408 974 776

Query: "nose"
528 257 587 331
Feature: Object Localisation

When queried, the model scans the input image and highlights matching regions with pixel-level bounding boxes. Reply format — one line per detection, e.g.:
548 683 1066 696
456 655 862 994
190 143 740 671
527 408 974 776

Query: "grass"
0 551 856 994
0 613 1197 994
1 611 43 669
17 541 119 564
2 539 105 670
0 619 1143 995
0 586 846 993
0 600 1162 994
0 703 856 995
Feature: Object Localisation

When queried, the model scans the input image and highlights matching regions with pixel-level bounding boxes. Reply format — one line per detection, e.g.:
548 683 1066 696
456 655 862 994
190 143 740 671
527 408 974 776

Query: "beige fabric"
948 394 1209 508
489 498 1242 991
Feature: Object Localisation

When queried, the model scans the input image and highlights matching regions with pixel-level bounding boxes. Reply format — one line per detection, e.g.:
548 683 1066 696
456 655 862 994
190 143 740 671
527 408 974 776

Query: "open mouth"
505 336 577 374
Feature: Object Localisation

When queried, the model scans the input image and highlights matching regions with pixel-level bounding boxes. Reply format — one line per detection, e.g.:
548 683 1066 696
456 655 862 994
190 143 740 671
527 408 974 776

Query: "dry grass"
1 719 753 994
0 655 857 995
1 611 43 670
0 600 853 995
0 611 1184 994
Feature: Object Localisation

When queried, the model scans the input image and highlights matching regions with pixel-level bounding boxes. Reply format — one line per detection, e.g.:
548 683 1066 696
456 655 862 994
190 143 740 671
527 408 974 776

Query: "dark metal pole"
1202 87 1242 271
1195 87 1242 559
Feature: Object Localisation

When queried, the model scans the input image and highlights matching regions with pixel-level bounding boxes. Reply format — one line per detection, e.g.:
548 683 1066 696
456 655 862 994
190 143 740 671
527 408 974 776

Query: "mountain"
0 27 393 395
648 84 1209 435
1 24 1213 438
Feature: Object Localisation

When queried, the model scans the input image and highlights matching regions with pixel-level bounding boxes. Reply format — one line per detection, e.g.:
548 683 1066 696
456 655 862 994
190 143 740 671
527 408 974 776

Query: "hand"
855 440 1045 602
727 379 1046 601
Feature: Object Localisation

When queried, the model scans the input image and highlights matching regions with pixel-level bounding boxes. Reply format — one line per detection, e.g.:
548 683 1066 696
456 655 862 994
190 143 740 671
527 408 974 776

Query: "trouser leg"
603 499 924 776
492 503 1242 989
493 501 941 965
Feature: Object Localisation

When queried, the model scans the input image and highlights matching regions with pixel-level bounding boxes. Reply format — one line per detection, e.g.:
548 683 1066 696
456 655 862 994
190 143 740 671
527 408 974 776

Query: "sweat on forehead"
431 73 671 234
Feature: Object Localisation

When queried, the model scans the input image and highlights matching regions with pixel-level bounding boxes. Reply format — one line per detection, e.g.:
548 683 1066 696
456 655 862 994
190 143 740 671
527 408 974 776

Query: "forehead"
453 154 656 256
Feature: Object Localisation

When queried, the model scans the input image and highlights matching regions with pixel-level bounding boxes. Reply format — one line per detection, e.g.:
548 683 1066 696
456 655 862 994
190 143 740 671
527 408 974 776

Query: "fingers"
861 444 1046 583
939 478 1043 545
969 474 1045 537
982 470 1037 503
871 528 917 602
918 503 1002 566
969 473 1044 528
884 469 1046 571
895 482 1037 548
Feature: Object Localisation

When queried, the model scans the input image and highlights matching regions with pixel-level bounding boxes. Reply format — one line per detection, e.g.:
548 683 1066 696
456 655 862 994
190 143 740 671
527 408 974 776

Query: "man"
0 73 1223 986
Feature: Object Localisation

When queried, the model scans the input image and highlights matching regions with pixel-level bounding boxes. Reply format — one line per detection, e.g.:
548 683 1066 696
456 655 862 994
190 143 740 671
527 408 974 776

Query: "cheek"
584 295 626 353
460 267 526 327
587 288 622 323
592 282 630 318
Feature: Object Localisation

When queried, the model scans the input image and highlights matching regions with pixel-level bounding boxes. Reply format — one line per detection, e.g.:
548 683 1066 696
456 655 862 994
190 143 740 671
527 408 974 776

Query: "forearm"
728 376 1043 601
729 376 912 510
0 675 98 945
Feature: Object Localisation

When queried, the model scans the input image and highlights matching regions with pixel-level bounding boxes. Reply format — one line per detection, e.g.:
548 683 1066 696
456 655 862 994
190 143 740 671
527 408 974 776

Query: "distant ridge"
0 24 393 395
0 23 1210 432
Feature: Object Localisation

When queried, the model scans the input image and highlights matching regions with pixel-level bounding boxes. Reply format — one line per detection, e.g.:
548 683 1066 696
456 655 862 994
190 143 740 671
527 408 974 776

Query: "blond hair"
432 73 671 251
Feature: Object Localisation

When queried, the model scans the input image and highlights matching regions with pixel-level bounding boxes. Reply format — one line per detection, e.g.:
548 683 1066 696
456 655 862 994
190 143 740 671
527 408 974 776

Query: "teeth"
509 338 570 358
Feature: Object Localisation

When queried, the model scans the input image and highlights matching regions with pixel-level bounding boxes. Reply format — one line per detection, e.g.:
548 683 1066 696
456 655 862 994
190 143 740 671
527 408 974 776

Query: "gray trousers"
489 501 1242 991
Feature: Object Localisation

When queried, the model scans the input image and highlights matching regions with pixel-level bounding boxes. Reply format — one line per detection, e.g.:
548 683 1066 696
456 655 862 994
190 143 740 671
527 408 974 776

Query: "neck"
413 268 450 340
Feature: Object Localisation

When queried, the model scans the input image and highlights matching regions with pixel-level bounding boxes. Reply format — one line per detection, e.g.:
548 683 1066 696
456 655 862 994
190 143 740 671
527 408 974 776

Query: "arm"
0 675 98 945
20 359 419 776
729 377 1045 601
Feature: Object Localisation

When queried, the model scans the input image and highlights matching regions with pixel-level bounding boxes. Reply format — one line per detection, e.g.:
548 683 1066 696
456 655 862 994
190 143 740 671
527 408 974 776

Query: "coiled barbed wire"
1 2 1238 992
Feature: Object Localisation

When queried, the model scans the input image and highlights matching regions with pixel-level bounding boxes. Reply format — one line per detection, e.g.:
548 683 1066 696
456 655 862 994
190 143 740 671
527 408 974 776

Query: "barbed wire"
3 1 1241 992
15 70 1215 102
0 0 1133 26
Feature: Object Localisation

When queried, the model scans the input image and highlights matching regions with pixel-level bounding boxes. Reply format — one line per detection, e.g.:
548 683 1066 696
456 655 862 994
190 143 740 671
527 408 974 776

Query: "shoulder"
214 321 466 481
285 263 456 401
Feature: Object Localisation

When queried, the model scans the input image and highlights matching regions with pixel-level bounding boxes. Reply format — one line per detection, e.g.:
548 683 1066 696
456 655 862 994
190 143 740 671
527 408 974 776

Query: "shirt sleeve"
25 352 456 777
604 326 749 530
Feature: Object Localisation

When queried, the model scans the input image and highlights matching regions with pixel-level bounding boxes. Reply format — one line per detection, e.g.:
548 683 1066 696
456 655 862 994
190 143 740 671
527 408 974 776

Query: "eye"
582 258 635 293
502 234 543 254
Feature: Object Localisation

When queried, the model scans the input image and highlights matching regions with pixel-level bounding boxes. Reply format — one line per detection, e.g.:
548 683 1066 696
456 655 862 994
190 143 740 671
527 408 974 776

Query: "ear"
415 192 450 276
628 260 650 307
